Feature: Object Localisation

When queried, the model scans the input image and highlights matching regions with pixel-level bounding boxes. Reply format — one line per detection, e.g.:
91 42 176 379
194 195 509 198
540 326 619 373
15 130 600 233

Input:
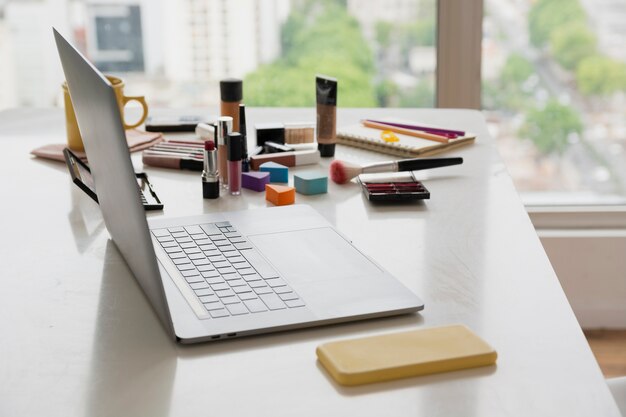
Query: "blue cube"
294 172 328 195
259 161 288 183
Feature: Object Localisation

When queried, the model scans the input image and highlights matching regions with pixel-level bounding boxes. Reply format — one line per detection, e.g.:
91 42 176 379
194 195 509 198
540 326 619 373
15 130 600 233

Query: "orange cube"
265 184 295 206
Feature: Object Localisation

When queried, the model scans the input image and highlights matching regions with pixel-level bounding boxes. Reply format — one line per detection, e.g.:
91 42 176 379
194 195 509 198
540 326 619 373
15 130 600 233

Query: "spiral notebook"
337 121 475 158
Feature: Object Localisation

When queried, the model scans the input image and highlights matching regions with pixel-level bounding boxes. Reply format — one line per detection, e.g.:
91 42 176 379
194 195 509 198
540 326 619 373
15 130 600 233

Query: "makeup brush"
329 157 463 184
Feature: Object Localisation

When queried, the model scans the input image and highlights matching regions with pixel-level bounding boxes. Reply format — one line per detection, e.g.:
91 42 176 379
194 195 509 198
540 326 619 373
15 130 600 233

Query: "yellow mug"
63 75 148 151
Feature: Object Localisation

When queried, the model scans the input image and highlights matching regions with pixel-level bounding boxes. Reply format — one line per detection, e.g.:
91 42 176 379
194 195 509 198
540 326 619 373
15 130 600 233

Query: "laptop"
53 28 423 343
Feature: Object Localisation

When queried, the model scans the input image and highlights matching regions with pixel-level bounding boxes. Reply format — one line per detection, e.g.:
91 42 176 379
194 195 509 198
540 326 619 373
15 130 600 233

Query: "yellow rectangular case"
316 324 497 386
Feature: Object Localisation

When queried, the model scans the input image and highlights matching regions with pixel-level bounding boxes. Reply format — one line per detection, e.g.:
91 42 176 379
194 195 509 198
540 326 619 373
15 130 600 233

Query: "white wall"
539 231 626 329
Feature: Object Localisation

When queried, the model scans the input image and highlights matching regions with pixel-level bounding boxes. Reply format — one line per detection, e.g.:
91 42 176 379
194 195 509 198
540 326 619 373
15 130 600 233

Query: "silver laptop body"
54 28 423 343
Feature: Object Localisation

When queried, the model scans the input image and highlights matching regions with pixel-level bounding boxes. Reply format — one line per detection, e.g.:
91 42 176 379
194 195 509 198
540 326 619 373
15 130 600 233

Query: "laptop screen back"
53 29 174 335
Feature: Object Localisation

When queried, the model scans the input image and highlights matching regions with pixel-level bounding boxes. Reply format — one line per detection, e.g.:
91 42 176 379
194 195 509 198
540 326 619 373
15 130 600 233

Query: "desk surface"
0 107 620 417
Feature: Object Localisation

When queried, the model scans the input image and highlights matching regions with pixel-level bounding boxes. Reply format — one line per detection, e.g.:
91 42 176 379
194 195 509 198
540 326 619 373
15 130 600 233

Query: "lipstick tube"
202 140 219 199
227 132 243 195
217 116 232 189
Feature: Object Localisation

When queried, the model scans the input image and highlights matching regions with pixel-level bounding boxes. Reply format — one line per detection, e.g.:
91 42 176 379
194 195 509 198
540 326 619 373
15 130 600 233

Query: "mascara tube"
227 132 243 195
217 116 232 189
202 140 219 199
239 103 249 172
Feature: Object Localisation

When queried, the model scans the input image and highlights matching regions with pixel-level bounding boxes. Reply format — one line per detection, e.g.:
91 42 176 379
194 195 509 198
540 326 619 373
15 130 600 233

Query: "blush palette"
358 172 429 202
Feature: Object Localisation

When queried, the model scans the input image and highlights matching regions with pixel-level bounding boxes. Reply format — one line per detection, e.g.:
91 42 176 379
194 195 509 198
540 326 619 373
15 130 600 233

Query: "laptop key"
169 251 186 259
172 257 190 265
177 264 195 271
233 285 253 294
204 301 224 311
239 249 279 279
259 293 287 310
238 267 256 276
285 299 305 308
199 244 216 251
227 279 246 287
217 245 236 253
211 282 230 291
192 259 211 266
243 273 262 283
273 285 293 294
224 232 241 239
190 281 210 290
244 298 268 313
217 266 237 275
200 223 222 236
228 256 246 264
220 296 240 305
152 229 170 237
209 235 227 242
222 251 240 258
228 237 247 244
197 264 215 272
199 294 220 303
164 246 183 254
248 280 267 289
160 241 178 248
233 262 252 270
168 227 184 233
194 288 213 297
206 276 225 285
180 242 196 249
188 253 205 260
239 292 259 301
194 238 212 245
215 222 231 228
185 225 204 235
253 286 273 295
212 260 230 268
226 303 249 316
221 272 242 281
184 248 202 255
215 289 236 298
266 278 287 288
200 271 222 279
278 292 299 301
209 309 230 318
185 275 205 284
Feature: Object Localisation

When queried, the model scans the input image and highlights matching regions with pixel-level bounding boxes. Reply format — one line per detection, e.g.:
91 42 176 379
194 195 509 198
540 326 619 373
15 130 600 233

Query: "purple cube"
242 171 270 192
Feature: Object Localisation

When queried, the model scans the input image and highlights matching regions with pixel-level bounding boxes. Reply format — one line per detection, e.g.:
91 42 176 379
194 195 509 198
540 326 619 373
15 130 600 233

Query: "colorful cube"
242 171 270 192
265 184 295 206
259 161 288 183
294 172 328 195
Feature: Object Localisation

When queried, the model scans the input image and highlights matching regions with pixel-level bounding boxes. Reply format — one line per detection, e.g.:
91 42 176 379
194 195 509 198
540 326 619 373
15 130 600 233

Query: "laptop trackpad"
249 227 382 285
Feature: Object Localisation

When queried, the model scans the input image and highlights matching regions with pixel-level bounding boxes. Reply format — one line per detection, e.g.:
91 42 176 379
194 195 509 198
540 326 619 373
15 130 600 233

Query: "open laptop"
54 28 423 343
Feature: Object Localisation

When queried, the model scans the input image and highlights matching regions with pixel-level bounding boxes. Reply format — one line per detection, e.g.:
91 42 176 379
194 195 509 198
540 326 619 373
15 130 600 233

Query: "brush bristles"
329 160 363 184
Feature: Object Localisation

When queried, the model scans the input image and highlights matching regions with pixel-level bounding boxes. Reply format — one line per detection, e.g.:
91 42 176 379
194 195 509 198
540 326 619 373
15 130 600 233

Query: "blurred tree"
520 100 583 155
576 55 626 96
483 53 533 112
245 0 376 107
399 80 434 107
528 0 585 47
550 23 596 71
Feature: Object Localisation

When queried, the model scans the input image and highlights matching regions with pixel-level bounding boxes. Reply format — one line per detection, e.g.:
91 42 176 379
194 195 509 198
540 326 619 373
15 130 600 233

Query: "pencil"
365 119 465 137
361 120 451 143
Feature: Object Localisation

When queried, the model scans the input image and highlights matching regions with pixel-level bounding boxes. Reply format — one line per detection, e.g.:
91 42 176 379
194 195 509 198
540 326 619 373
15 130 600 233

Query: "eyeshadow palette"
358 172 430 202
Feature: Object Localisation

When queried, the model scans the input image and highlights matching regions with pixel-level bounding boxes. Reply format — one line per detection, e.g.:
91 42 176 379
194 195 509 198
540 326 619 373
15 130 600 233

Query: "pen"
361 120 452 143
364 119 465 137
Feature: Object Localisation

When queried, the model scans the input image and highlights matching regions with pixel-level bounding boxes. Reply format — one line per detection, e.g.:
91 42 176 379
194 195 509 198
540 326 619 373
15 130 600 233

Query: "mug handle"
122 95 149 129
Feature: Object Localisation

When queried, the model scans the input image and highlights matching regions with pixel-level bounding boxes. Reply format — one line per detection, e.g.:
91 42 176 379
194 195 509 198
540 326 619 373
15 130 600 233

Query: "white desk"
0 108 620 417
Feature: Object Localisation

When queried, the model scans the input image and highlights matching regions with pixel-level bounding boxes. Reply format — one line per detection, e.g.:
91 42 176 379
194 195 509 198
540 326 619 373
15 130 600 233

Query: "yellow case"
316 324 497 386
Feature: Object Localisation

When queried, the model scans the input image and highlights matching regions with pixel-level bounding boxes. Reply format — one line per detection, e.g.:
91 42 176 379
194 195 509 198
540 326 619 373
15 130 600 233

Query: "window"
0 0 436 110
482 0 626 206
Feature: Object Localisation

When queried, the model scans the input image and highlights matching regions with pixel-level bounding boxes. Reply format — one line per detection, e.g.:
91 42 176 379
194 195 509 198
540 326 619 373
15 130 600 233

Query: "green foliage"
501 53 534 85
528 0 586 47
246 0 376 107
483 53 534 112
520 100 583 155
550 23 596 71
576 55 626 96
375 21 394 49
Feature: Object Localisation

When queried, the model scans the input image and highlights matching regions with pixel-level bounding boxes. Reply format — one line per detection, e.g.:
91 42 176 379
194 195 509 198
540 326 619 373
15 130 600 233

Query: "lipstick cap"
228 132 243 161
220 79 243 102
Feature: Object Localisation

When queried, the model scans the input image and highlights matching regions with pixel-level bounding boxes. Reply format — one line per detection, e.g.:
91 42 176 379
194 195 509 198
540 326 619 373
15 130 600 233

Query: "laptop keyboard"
151 222 305 318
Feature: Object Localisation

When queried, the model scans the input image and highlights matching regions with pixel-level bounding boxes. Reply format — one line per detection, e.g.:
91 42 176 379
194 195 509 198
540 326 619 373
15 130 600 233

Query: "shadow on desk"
86 240 177 417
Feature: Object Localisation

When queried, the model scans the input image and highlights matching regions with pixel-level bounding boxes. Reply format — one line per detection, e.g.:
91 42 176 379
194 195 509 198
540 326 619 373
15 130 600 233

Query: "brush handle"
398 157 463 171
